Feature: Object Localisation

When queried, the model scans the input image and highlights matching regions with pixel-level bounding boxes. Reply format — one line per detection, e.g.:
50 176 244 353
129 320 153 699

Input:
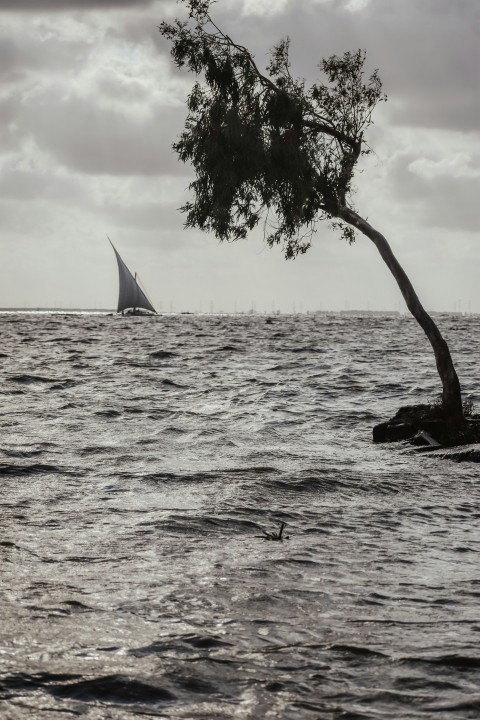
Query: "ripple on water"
1 311 480 719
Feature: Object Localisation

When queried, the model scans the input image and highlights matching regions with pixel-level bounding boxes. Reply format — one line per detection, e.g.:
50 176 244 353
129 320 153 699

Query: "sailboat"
108 237 157 315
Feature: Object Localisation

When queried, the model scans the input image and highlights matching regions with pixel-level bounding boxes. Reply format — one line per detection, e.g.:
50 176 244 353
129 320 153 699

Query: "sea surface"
1 311 480 720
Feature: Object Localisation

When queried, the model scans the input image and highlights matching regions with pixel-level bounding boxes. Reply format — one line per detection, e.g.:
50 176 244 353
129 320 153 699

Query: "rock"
373 421 416 443
449 450 480 462
373 404 480 447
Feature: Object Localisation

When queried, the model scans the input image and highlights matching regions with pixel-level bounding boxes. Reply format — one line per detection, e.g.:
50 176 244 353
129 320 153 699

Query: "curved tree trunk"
339 206 464 423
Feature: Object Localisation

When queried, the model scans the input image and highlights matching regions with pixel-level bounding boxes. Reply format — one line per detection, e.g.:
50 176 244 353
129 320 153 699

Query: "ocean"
1 311 480 719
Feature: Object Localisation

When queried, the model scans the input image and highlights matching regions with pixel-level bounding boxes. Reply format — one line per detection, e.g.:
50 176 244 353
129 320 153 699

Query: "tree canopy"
160 0 385 258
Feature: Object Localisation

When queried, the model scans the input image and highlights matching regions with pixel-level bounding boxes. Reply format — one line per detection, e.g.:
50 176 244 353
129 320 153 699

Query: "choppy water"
1 311 480 720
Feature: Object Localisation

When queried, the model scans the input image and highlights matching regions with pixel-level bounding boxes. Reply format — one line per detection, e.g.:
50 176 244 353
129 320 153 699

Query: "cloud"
409 154 480 181
0 165 92 203
25 97 189 176
0 33 88 83
0 8 190 179
201 0 480 135
0 0 156 10
388 149 480 232
103 200 180 230
0 94 21 151
98 174 190 232
347 0 480 133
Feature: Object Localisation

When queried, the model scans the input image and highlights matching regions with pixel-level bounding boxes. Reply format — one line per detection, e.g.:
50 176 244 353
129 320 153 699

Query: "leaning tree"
160 0 472 438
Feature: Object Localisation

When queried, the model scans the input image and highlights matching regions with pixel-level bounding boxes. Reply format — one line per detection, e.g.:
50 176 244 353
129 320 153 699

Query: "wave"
0 462 65 476
7 374 56 384
1 672 176 704
149 350 178 359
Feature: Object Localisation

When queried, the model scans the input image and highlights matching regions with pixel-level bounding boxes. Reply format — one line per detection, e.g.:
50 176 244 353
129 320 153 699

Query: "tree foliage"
160 0 385 258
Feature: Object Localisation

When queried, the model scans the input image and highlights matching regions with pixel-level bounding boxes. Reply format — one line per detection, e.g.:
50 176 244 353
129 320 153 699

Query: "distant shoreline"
0 308 476 317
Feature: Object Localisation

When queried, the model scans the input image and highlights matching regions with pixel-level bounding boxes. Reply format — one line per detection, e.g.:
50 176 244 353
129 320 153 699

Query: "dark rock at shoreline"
445 449 480 462
373 404 480 449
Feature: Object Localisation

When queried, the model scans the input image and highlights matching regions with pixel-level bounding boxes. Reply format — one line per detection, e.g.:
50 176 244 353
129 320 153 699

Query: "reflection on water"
1 311 480 719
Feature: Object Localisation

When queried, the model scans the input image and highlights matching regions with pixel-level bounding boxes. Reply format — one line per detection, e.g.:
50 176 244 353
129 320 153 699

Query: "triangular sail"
108 238 156 314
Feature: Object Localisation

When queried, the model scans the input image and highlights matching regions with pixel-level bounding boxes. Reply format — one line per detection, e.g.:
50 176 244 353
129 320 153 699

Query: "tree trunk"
339 206 464 423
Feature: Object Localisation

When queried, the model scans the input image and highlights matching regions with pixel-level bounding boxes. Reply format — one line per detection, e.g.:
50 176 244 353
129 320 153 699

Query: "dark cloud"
365 0 480 133
199 0 479 135
0 0 155 10
25 98 189 176
0 94 17 125
0 32 86 81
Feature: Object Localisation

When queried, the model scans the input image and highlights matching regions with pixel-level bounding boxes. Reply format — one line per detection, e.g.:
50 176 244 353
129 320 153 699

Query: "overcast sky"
1 0 479 311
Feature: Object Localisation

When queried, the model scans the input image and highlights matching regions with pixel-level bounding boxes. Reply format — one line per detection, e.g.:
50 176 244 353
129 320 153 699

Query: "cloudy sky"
1 0 478 311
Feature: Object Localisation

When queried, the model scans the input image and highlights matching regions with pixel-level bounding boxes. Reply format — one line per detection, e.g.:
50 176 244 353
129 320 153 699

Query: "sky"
0 0 479 312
